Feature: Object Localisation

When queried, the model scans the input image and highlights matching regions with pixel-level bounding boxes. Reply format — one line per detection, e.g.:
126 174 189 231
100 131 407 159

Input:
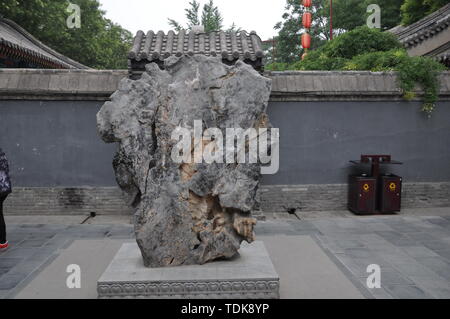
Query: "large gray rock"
97 55 272 267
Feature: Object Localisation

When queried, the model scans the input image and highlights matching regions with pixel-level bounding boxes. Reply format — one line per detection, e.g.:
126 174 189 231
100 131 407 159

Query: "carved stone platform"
97 241 279 299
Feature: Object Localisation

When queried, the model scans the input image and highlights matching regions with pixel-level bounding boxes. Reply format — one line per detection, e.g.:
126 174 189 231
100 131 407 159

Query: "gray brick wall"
259 183 450 213
3 187 133 215
3 183 449 215
1 69 449 216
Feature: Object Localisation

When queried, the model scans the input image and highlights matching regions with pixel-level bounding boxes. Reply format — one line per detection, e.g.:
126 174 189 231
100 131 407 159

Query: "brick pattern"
268 71 450 101
3 187 133 215
259 184 345 212
0 69 128 100
3 183 449 215
2 217 450 298
259 183 450 213
1 69 449 101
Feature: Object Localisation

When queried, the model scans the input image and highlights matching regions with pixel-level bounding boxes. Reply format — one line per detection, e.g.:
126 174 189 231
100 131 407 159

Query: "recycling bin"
348 174 377 215
348 155 403 215
378 174 402 213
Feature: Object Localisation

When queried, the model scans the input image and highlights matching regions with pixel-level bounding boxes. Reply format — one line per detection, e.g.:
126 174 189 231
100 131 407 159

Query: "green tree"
360 0 404 30
329 0 404 31
273 0 404 64
274 0 333 64
168 0 200 31
297 26 403 70
401 0 449 25
0 0 133 69
201 0 223 32
168 0 239 32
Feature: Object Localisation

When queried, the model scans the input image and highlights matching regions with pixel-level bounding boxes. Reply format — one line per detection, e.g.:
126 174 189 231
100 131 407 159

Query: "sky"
98 0 287 40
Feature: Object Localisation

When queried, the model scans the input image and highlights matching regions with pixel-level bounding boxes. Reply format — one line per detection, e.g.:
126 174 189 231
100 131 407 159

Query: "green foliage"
167 19 183 32
264 62 289 71
266 26 447 116
344 50 446 116
295 26 401 70
201 0 223 32
326 0 405 31
168 0 239 33
320 26 402 59
396 55 446 115
0 0 133 69
273 0 404 64
186 0 201 27
1 0 132 69
325 0 404 31
343 48 446 105
274 0 334 64
363 0 405 30
343 49 407 71
291 52 347 71
401 0 449 25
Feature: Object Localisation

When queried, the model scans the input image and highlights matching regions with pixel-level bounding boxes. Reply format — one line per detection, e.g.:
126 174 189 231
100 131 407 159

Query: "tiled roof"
389 3 450 48
436 50 450 65
0 17 89 69
128 29 264 68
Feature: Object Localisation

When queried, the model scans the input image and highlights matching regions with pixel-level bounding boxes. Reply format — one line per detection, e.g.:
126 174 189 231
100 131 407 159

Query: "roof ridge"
0 17 90 69
391 3 450 42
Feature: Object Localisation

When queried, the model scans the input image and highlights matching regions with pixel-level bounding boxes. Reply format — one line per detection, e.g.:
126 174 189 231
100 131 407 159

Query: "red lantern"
303 0 312 7
302 12 312 29
301 33 311 49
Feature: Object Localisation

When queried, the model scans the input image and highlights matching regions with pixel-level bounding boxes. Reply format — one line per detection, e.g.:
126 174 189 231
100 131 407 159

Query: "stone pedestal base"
97 241 279 299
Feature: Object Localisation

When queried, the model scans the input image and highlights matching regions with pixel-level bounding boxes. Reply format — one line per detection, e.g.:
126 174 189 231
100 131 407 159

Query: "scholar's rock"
97 55 272 267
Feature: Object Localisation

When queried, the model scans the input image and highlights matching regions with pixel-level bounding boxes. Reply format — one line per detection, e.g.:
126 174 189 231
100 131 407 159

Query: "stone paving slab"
260 235 365 299
0 211 449 299
14 239 127 299
0 224 134 298
13 237 363 299
5 215 86 225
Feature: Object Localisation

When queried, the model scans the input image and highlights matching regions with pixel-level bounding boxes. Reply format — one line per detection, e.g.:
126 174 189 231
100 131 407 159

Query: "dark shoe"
0 241 8 249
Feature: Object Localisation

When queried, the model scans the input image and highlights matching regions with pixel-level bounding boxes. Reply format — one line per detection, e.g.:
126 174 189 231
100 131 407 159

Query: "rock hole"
151 120 158 149
131 191 142 208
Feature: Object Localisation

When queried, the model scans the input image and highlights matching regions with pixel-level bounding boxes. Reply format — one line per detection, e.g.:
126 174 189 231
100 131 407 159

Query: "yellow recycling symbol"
363 183 370 192
389 182 396 192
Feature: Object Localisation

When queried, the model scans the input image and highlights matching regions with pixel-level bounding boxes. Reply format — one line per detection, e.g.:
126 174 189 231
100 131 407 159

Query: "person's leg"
0 195 6 244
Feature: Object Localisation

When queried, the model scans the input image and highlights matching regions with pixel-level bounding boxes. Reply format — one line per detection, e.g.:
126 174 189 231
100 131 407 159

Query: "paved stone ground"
1 210 450 299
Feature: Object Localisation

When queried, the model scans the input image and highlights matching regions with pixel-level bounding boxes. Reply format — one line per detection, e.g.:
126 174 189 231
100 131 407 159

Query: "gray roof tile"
0 17 89 69
128 29 264 63
389 3 450 48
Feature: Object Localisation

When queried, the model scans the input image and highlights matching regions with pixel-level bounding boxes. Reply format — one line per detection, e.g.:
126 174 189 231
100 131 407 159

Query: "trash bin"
378 174 402 213
348 174 377 214
348 155 403 215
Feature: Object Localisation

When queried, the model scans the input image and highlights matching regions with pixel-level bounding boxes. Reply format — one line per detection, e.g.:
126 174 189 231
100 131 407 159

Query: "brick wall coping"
0 68 449 101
